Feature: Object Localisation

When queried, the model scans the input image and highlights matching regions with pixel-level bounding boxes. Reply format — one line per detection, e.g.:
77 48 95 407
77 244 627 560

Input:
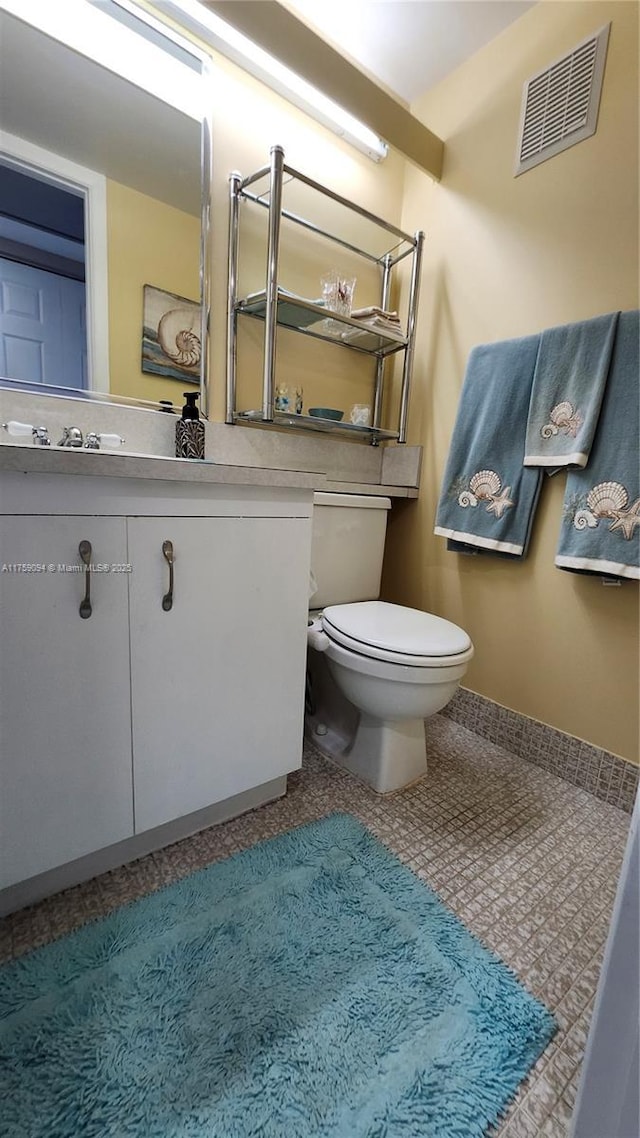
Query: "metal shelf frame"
226 145 424 444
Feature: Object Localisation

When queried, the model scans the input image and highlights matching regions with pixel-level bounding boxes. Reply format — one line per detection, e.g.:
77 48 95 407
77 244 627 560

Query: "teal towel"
434 335 543 558
556 310 639 580
524 312 619 470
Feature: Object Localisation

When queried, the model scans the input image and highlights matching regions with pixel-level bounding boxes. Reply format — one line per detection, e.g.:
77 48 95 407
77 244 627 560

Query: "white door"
0 258 87 388
129 516 310 833
0 517 134 888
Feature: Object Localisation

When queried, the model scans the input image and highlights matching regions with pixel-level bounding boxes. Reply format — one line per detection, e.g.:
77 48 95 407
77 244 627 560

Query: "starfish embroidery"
607 499 640 540
485 486 514 519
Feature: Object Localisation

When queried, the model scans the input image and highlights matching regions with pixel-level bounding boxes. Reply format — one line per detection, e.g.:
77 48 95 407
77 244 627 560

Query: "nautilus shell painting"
142 285 202 382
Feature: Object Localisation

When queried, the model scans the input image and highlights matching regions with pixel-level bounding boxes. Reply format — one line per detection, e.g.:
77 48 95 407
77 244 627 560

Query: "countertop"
0 445 418 497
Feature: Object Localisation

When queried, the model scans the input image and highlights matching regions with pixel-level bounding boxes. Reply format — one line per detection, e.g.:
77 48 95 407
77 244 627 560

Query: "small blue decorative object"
309 407 343 421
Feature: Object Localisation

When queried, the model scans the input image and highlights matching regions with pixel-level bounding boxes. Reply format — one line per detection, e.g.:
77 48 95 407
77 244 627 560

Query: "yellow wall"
383 1 639 763
106 180 200 408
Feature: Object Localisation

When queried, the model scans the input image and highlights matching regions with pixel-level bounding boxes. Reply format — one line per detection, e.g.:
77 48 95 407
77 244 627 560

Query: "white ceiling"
286 0 536 104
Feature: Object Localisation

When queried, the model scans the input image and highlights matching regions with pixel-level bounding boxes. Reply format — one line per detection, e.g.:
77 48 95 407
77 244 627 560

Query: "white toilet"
307 492 473 793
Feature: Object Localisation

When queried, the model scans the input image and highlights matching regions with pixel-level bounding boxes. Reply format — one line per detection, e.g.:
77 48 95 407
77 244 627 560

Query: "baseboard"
441 689 638 814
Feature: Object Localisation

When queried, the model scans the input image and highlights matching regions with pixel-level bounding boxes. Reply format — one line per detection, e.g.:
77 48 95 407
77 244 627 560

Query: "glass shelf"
237 290 408 358
235 410 399 443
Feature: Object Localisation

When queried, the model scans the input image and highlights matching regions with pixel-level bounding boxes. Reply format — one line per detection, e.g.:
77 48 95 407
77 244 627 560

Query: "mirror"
0 2 210 416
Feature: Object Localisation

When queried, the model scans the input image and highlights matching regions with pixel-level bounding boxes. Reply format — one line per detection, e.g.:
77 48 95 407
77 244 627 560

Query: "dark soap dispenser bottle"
175 391 205 459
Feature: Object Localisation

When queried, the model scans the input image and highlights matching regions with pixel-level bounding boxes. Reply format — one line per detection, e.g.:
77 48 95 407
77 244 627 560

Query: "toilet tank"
310 492 391 608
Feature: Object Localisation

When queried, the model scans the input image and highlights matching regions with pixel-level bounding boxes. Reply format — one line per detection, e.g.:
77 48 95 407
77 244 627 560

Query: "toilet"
306 492 473 793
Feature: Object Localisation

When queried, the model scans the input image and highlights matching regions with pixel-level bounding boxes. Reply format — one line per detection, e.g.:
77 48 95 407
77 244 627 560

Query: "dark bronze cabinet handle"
162 540 174 611
79 540 92 619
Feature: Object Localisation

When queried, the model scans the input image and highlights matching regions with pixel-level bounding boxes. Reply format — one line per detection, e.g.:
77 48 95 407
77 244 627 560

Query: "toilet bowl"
307 600 473 793
306 493 473 793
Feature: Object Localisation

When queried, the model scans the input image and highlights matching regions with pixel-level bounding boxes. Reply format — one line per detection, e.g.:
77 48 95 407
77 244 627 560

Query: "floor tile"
0 714 631 1137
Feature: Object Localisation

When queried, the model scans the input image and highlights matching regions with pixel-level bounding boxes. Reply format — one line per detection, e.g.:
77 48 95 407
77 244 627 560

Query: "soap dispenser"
175 391 205 459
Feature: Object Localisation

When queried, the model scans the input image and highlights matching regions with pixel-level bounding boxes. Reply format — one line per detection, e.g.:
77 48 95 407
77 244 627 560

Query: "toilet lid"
322 601 473 666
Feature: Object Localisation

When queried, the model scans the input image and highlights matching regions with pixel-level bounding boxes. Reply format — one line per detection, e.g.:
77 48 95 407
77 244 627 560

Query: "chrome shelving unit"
226 145 424 445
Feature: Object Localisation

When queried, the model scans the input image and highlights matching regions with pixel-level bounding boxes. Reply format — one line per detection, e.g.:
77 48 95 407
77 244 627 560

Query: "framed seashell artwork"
142 285 202 383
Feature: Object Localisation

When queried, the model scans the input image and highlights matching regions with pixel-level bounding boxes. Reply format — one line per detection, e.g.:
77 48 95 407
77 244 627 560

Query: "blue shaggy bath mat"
0 813 555 1137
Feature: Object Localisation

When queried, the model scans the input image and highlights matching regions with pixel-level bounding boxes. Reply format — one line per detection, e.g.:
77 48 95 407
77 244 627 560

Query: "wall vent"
515 24 610 176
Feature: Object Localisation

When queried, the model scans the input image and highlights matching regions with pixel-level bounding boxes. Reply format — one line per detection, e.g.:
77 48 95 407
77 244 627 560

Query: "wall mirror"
0 0 211 416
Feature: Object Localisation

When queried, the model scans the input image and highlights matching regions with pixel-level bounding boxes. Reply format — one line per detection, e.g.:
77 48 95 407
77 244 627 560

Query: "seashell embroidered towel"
523 311 619 470
555 310 639 581
434 335 543 558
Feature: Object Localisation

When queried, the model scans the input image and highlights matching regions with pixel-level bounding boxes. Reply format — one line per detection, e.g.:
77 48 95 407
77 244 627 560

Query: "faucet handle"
2 421 51 445
84 432 125 450
3 420 35 437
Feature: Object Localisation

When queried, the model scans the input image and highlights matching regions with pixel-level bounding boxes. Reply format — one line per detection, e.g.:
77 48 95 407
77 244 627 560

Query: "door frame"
1 130 110 393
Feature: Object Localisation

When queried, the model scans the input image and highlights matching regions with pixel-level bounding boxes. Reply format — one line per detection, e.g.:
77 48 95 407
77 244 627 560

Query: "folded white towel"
361 316 405 336
351 306 400 322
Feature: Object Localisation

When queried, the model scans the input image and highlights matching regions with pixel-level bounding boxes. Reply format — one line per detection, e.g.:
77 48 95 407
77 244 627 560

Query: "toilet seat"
322 601 473 667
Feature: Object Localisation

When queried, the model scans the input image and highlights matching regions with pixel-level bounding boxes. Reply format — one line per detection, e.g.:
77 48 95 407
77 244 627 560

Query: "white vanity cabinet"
0 472 312 896
0 515 135 888
128 515 310 832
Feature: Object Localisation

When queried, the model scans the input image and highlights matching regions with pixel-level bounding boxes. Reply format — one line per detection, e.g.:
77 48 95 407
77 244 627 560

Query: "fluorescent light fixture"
162 0 388 161
0 0 204 120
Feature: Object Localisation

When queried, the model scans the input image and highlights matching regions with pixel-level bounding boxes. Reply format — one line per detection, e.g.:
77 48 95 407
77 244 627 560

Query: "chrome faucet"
58 426 84 447
32 426 51 446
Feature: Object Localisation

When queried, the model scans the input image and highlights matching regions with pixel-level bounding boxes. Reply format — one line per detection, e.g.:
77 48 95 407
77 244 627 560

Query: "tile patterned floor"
0 714 632 1137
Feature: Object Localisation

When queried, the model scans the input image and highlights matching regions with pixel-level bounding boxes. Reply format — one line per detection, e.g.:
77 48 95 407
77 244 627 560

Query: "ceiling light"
162 0 388 161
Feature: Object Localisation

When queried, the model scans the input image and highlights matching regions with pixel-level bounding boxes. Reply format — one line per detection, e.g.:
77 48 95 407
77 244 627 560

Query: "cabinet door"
128 516 310 833
0 517 134 889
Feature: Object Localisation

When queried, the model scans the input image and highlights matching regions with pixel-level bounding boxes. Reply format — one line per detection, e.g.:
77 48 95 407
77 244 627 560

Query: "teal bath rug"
0 813 555 1137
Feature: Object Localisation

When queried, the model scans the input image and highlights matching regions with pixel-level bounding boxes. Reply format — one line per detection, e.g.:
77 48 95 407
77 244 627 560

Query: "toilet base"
316 713 428 794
